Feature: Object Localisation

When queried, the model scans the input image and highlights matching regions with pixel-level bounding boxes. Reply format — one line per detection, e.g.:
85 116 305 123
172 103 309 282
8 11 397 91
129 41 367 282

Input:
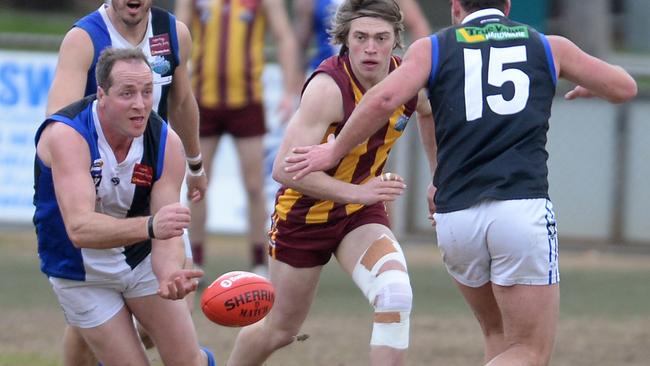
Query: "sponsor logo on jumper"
456 24 529 43
131 163 153 187
149 34 171 56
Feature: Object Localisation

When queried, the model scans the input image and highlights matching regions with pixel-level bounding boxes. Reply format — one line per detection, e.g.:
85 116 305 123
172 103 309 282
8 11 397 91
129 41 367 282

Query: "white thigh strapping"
351 234 412 349
435 199 560 287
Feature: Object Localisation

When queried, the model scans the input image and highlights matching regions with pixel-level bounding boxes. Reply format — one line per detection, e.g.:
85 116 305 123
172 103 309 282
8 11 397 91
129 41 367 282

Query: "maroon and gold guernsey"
189 0 266 109
274 55 418 225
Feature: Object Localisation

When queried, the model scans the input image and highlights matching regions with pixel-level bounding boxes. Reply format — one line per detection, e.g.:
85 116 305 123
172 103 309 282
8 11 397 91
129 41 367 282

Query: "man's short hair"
328 0 404 53
95 47 151 92
459 0 508 13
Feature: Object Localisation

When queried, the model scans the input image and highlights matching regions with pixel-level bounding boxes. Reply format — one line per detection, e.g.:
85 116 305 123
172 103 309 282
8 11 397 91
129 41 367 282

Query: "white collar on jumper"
462 8 506 24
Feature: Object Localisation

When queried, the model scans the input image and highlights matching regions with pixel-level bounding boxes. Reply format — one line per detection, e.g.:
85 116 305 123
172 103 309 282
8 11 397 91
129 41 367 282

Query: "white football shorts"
434 198 559 287
49 254 159 328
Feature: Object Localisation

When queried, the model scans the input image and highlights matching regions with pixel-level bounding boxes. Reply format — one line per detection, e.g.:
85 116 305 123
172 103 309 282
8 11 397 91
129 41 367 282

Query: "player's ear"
450 0 463 24
97 86 106 104
503 0 512 17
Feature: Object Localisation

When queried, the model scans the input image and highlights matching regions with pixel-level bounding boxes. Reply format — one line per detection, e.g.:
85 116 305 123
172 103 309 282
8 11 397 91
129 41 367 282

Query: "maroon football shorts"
199 103 266 138
268 203 391 268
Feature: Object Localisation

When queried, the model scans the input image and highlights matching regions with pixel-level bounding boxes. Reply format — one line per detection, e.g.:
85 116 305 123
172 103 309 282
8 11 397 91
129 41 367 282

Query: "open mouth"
126 1 142 10
130 116 145 125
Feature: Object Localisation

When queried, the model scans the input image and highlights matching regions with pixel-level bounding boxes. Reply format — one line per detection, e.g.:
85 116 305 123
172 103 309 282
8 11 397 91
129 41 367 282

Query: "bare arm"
415 89 437 221
285 37 432 178
174 0 193 27
398 0 431 40
167 20 207 201
415 89 436 174
46 28 94 115
264 0 304 120
167 21 201 158
272 73 356 202
293 0 315 70
549 35 637 103
38 122 187 248
150 130 203 299
273 74 405 205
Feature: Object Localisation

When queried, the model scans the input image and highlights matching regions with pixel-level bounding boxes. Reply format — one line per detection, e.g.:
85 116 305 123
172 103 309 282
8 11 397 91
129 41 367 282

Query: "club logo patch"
131 163 153 187
239 0 259 22
394 115 410 132
149 34 171 56
151 55 171 76
90 159 103 188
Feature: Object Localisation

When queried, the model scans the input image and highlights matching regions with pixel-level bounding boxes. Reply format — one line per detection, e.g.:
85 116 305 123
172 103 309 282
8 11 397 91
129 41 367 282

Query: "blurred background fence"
1 0 649 246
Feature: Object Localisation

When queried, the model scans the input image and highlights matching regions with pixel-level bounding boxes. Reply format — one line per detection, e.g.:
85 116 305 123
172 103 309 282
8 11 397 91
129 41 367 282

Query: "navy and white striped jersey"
427 8 557 213
33 95 168 281
74 5 179 120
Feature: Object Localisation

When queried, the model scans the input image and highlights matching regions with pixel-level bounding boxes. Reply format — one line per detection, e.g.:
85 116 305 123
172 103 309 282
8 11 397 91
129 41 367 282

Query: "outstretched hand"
157 268 204 300
284 134 339 180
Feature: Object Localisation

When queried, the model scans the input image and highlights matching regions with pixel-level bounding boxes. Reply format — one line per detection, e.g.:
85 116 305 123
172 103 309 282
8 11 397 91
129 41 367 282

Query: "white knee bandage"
352 234 412 349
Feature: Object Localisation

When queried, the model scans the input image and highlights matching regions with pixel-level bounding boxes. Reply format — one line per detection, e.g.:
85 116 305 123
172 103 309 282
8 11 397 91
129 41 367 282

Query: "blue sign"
0 50 57 223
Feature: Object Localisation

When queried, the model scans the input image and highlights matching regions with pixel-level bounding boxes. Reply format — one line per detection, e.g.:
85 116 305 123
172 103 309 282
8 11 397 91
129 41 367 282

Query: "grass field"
1 229 649 365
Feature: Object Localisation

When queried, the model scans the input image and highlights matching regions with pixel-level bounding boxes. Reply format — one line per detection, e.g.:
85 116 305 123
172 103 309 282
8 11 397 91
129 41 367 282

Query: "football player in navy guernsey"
45 1 206 364
283 0 637 365
34 48 216 366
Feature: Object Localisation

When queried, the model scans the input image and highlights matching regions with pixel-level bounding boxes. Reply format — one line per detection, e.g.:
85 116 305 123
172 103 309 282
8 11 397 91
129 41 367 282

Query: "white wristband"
186 153 202 165
187 166 205 177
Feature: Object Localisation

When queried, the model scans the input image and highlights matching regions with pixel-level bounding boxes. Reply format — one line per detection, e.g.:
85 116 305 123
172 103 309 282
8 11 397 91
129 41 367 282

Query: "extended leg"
227 257 322 366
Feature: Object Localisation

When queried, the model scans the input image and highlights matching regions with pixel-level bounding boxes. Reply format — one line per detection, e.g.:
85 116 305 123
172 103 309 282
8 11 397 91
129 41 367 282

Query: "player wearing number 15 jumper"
283 1 638 365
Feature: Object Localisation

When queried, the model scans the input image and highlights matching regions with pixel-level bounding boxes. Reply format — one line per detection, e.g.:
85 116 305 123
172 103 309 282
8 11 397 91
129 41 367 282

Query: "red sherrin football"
200 271 275 327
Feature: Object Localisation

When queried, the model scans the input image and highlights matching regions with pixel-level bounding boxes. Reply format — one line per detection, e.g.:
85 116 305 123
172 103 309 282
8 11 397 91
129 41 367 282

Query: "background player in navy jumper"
35 48 215 366
45 1 206 363
283 0 638 365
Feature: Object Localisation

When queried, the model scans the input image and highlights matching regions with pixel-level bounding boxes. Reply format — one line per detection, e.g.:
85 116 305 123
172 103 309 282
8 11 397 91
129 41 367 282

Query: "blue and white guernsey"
75 5 179 120
33 95 168 281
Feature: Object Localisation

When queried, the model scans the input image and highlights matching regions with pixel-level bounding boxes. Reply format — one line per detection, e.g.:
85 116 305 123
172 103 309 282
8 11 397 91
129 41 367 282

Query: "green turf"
0 353 59 366
560 269 650 318
2 244 649 318
0 243 60 309
0 10 78 35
